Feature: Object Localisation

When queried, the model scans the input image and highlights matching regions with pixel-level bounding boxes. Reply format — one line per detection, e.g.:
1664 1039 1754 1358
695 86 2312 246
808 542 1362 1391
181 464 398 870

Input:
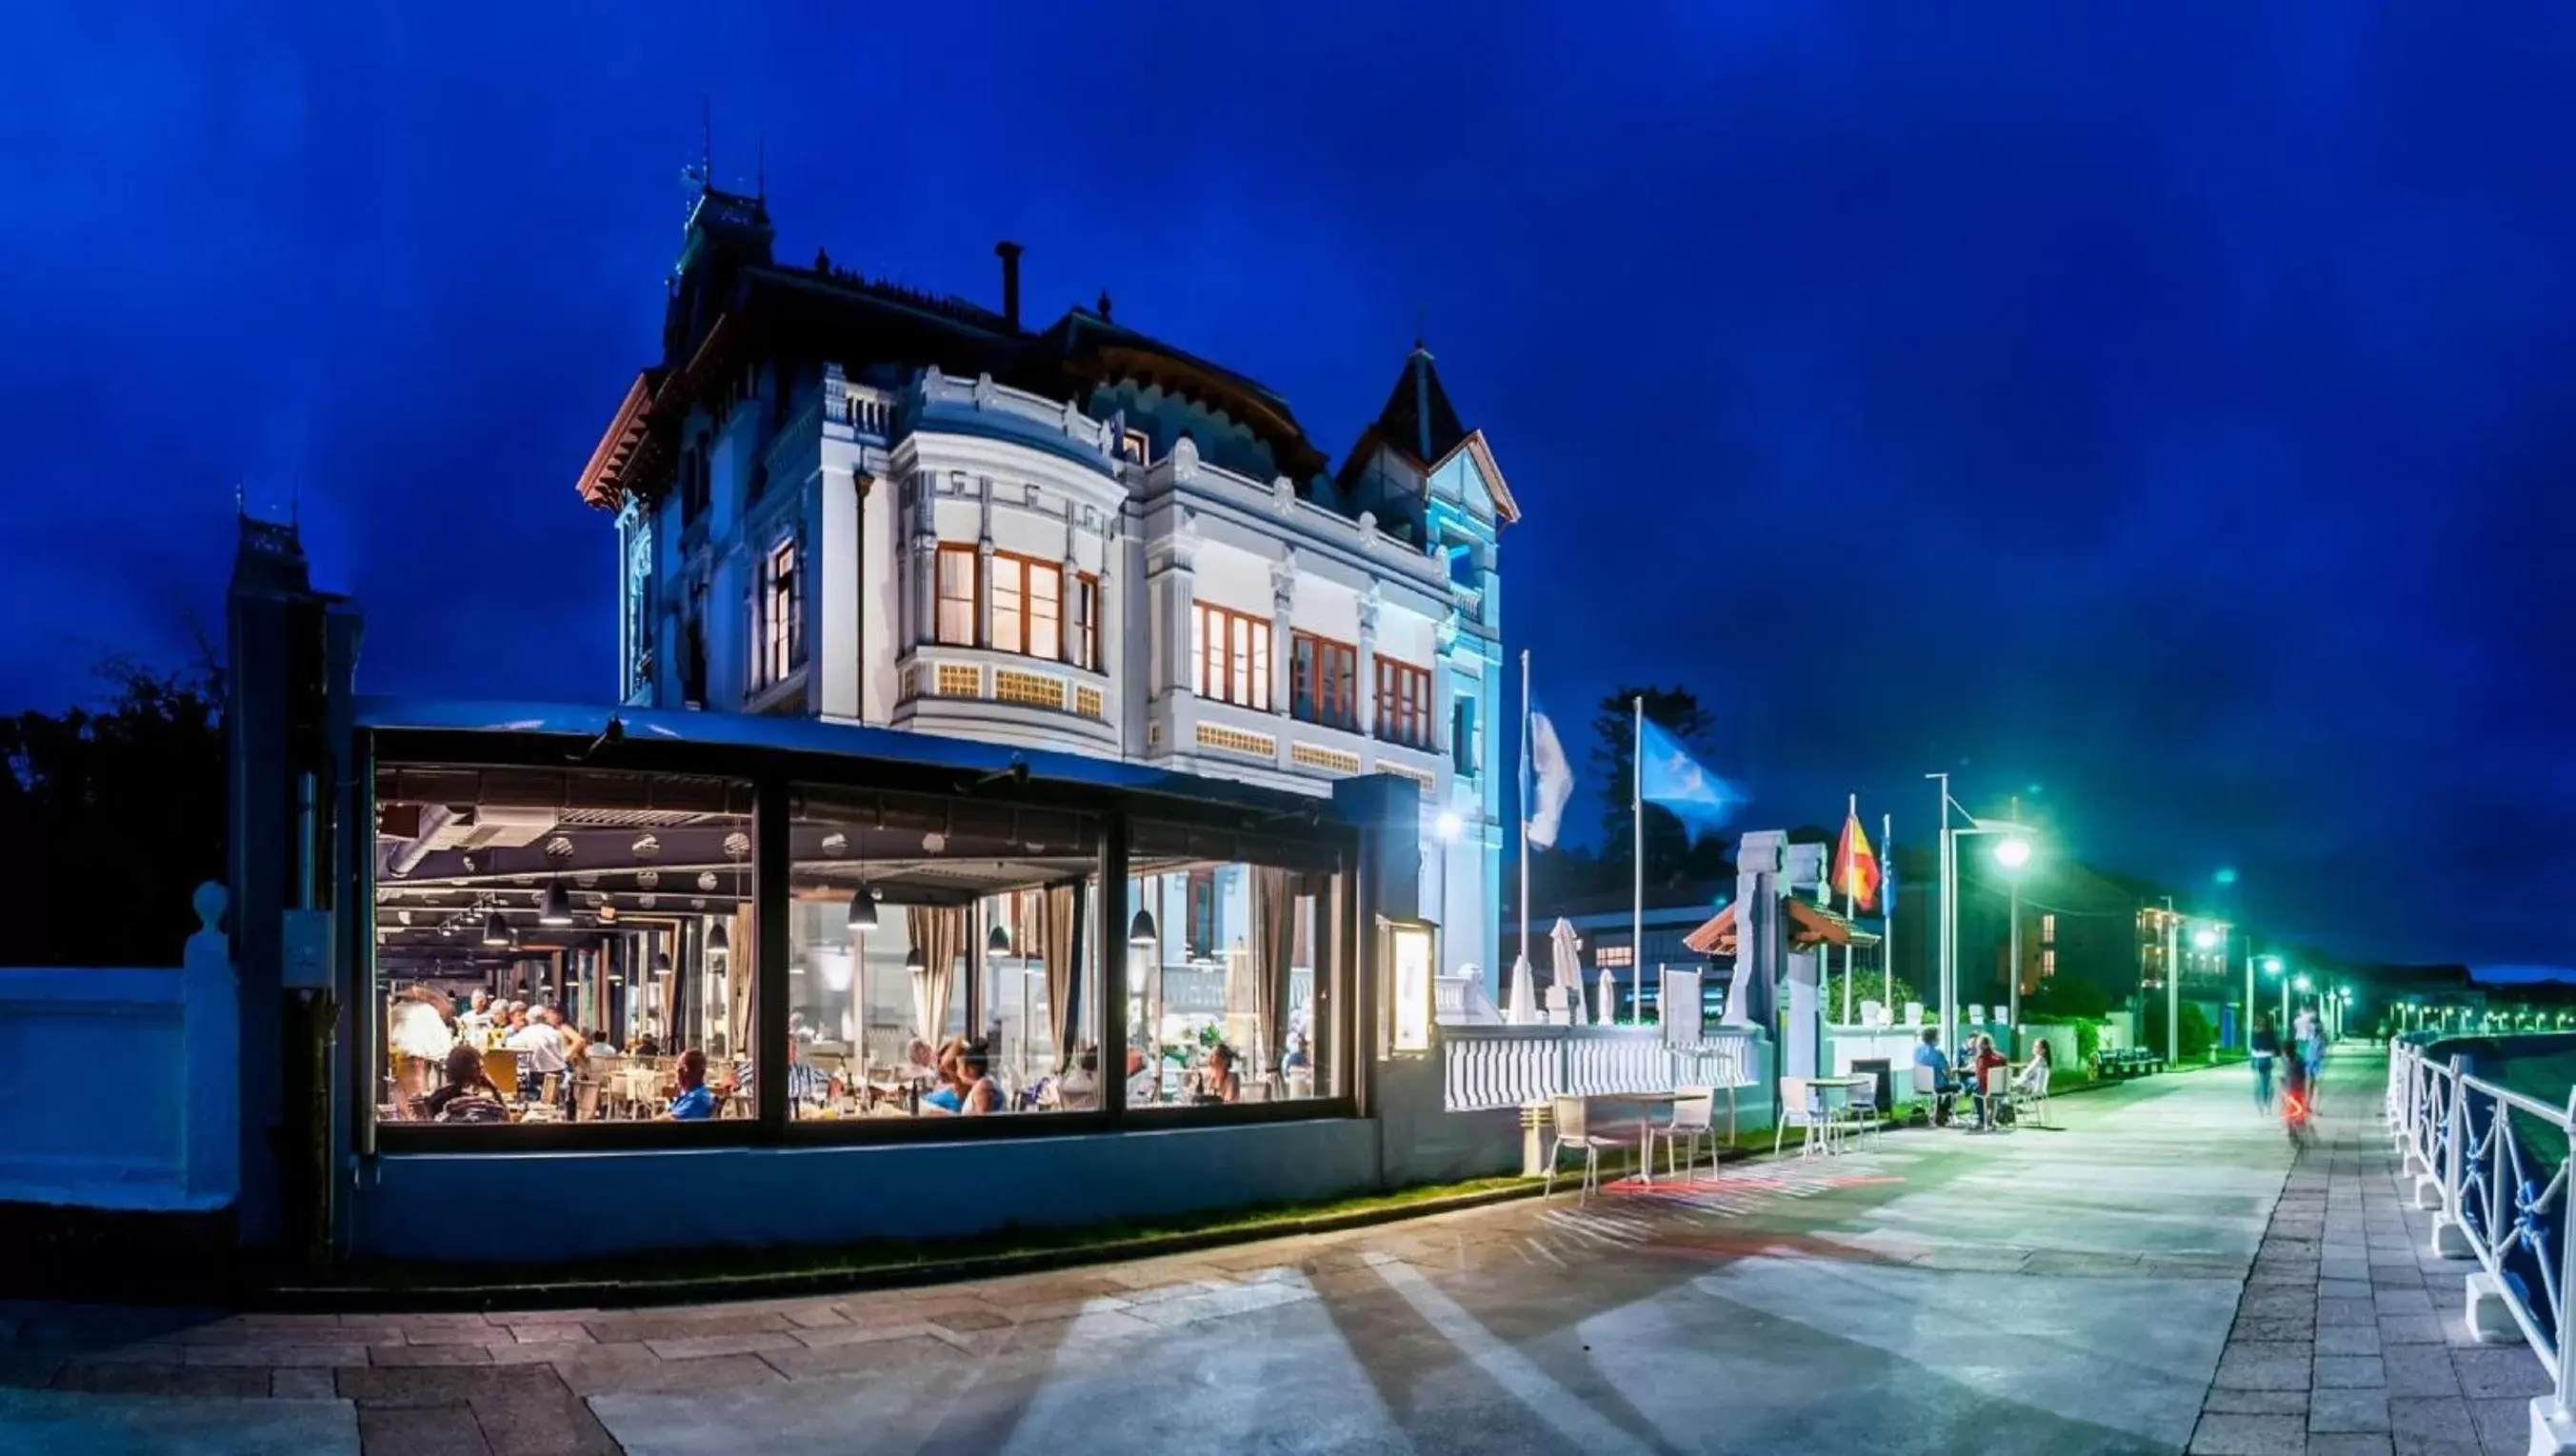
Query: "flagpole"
1882 810 1895 1016
1517 649 1530 998
1842 792 1856 1025
1631 694 1644 1027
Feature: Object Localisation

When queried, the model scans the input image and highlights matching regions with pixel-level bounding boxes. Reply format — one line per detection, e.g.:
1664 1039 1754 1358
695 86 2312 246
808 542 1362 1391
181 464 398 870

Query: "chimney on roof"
994 241 1024 330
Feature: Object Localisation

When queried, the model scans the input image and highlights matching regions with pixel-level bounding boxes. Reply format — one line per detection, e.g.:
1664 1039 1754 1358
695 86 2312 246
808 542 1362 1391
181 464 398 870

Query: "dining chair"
1982 1064 2016 1129
1774 1076 1822 1157
1544 1095 1627 1205
1647 1087 1717 1180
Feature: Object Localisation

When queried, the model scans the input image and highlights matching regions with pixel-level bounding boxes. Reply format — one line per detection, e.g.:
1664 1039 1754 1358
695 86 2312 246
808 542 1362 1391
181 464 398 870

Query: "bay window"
990 552 1063 660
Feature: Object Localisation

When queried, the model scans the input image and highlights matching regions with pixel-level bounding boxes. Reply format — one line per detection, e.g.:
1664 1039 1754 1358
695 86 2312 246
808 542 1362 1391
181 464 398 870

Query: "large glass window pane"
787 787 1101 1119
1028 564 1061 660
372 765 757 1127
1126 825 1339 1108
935 546 976 647
992 559 1024 655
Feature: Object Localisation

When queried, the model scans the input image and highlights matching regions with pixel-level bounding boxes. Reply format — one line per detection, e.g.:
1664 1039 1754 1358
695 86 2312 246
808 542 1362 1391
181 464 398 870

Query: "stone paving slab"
0 1058 2393 1453
2187 1049 2551 1456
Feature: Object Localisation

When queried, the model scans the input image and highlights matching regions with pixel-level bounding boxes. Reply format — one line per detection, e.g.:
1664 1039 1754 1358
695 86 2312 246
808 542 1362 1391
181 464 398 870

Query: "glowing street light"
1924 774 2039 1056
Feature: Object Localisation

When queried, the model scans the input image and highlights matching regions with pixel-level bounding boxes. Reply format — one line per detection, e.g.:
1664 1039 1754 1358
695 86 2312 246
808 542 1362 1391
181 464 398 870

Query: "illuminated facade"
576 184 1515 986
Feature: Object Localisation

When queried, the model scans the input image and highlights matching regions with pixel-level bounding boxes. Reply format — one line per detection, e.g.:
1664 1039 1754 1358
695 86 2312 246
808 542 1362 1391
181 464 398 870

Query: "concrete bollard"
2464 1271 2519 1345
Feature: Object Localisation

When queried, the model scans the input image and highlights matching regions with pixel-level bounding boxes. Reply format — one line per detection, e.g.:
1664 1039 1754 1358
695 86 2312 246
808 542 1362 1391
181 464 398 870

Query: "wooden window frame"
760 538 801 687
1071 574 1102 671
1290 631 1358 731
1374 658 1432 748
933 544 978 648
1193 603 1272 711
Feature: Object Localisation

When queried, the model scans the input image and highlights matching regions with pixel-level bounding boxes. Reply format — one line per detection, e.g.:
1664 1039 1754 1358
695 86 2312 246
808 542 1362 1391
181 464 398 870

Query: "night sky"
8 5 2573 970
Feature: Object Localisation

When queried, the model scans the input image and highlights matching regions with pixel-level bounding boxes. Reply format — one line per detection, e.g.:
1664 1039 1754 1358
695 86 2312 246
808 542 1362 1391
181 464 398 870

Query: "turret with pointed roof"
1336 342 1519 537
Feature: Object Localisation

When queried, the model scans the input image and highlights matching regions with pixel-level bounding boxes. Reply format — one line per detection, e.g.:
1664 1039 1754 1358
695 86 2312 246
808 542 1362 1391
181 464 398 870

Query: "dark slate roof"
1369 344 1470 468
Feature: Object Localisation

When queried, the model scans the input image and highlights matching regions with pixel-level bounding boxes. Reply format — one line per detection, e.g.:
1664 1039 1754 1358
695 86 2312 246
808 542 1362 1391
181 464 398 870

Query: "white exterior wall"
633 369 1505 984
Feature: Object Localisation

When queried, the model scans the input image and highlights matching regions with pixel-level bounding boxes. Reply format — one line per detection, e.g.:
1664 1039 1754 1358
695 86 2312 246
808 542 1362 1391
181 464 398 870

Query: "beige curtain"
1044 883 1082 1067
1253 868 1294 1077
726 907 754 1058
908 907 963 1043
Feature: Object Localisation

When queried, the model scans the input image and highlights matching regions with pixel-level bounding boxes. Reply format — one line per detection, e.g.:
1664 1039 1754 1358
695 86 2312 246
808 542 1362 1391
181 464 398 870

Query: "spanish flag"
1833 805 1881 912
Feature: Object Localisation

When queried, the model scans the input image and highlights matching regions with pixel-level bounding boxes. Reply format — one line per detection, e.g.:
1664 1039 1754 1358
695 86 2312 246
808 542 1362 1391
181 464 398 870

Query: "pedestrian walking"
2248 1012 2280 1111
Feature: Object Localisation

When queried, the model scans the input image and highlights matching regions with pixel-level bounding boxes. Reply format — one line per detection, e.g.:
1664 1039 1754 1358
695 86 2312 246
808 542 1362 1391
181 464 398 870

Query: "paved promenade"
2186 1051 2553 1456
0 1048 2519 1455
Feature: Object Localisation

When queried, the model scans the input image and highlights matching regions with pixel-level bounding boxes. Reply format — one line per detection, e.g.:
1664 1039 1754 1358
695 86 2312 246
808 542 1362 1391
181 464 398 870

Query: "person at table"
1196 1044 1242 1105
1125 1045 1159 1107
1963 1034 2009 1129
457 988 496 1047
2013 1037 2055 1098
424 1045 509 1124
1912 1028 1961 1126
387 985 458 1118
957 1040 1003 1115
1056 1047 1101 1110
506 1005 569 1108
918 1038 970 1114
661 1048 718 1120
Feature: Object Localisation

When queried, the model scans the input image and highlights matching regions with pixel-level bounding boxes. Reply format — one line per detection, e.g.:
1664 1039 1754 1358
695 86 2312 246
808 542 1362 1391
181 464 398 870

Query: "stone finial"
1358 509 1378 538
1170 434 1201 484
193 881 229 934
1272 476 1296 513
973 373 997 409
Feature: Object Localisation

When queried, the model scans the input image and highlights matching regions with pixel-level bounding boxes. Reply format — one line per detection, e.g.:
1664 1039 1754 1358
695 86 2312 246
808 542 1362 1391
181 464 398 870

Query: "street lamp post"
2159 896 2179 1065
1996 835 2032 1047
1927 775 2034 1057
2189 922 2218 1063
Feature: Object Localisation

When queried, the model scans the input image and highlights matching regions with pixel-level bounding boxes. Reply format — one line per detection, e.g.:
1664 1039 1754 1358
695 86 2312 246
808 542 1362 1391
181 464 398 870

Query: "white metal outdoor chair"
1544 1095 1628 1205
1646 1087 1717 1180
1774 1077 1840 1158
1980 1063 2016 1129
2014 1061 2052 1127
1911 1063 1954 1127
1832 1077 1886 1150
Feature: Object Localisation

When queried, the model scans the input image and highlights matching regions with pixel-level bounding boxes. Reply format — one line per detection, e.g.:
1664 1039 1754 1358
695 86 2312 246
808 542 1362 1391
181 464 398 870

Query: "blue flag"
1880 840 1896 918
1636 719 1742 845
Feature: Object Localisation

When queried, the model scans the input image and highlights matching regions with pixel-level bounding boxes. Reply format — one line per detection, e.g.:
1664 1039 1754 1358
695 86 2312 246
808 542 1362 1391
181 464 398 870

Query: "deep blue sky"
7 4 2573 969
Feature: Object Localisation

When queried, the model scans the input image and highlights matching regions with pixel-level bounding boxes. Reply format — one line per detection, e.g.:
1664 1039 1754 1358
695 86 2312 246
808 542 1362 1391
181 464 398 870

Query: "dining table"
1586 1090 1681 1185
1805 1074 1877 1154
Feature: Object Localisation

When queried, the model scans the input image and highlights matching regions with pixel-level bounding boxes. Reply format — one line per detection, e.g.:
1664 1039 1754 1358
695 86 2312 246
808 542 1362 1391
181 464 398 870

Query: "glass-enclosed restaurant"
363 708 1375 1154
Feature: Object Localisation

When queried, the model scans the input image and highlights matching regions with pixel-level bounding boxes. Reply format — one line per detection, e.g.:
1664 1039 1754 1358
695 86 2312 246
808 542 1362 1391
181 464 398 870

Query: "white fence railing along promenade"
2386 1037 2576 1452
1442 1023 1764 1112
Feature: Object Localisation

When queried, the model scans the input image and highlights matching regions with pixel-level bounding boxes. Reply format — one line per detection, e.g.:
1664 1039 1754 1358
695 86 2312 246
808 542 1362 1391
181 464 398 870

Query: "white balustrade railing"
837 386 899 438
2386 1038 2576 1442
917 368 1114 454
1443 1024 1762 1112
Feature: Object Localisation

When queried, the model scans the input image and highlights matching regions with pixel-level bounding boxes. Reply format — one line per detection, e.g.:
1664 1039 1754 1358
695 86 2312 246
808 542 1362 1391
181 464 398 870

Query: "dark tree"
1590 685 1732 889
0 660 226 967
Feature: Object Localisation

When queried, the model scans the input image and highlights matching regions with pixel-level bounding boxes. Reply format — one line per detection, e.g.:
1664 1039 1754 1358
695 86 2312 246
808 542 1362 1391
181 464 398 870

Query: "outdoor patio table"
1586 1091 1679 1185
1807 1074 1876 1153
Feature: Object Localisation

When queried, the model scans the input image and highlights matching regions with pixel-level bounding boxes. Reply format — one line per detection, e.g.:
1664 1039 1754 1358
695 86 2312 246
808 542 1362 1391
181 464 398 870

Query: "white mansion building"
576 184 1517 987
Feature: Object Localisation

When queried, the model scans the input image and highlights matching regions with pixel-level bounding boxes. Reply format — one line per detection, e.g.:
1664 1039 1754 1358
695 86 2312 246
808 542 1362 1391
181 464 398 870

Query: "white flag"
1527 708 1576 848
